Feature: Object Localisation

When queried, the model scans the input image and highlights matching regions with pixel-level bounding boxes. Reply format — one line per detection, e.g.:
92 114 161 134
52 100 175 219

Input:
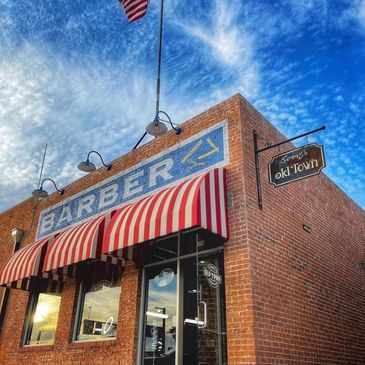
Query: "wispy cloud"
0 33 156 210
171 0 261 98
336 0 365 32
0 0 364 211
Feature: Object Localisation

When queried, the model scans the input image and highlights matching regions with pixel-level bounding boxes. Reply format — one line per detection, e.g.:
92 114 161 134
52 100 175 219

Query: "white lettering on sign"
99 184 118 209
149 158 173 187
274 159 320 179
203 263 222 288
56 205 72 227
275 167 290 180
36 121 229 239
39 212 56 235
123 171 144 199
293 159 318 173
280 149 307 164
77 195 95 218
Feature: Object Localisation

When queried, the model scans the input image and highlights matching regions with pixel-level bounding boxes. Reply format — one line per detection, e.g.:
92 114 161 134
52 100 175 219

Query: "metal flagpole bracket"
253 126 326 210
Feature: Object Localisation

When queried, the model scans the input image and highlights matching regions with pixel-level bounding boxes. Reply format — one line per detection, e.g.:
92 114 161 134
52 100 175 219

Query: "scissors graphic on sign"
182 138 219 168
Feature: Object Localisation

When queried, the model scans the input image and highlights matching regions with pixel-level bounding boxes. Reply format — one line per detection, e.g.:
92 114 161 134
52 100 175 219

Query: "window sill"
68 338 117 349
19 344 54 352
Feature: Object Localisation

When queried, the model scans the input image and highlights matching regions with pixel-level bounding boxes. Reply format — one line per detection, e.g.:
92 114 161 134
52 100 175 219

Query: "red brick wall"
0 94 364 365
238 96 365 364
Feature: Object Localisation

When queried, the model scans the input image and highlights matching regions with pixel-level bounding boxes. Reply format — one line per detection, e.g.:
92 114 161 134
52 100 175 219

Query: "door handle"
183 301 207 328
184 318 205 326
198 301 207 329
183 302 208 328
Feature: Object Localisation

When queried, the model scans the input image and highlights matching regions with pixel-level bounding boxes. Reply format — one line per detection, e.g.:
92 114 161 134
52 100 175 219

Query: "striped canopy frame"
103 168 228 255
42 213 124 280
0 168 227 290
0 237 55 291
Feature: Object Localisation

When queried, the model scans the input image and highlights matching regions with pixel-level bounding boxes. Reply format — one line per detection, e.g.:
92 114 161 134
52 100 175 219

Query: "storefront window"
24 292 61 346
73 263 122 342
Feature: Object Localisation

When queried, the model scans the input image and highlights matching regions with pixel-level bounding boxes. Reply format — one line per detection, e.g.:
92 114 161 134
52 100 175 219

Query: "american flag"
119 0 149 23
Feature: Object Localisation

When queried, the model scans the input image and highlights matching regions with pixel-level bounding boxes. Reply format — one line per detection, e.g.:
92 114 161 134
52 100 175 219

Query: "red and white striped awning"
0 237 52 289
42 213 121 275
103 168 228 255
0 168 227 288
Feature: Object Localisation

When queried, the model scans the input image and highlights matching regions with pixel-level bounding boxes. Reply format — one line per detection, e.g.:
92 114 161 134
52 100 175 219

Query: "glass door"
182 250 227 365
140 231 227 365
143 263 177 365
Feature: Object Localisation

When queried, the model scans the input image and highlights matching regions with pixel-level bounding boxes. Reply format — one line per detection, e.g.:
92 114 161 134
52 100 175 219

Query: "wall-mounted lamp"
303 224 312 233
32 178 64 199
77 150 111 173
133 111 182 150
11 228 24 245
146 111 181 137
0 228 25 331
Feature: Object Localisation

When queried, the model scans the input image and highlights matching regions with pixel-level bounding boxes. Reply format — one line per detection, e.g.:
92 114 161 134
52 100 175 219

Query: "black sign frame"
268 143 326 187
253 126 326 209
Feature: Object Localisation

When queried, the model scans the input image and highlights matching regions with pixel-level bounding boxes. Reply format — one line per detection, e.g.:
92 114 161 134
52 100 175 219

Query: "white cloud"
0 37 158 211
358 0 365 27
338 0 365 32
171 0 260 98
0 0 364 211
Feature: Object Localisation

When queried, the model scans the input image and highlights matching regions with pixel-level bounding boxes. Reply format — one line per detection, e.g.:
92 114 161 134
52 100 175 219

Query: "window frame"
21 288 61 347
71 263 122 343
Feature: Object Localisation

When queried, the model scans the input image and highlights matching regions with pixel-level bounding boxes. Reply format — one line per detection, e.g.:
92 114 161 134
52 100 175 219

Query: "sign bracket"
253 126 325 210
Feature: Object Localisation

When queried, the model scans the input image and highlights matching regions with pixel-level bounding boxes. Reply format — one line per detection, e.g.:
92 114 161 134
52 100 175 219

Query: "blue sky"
0 0 364 211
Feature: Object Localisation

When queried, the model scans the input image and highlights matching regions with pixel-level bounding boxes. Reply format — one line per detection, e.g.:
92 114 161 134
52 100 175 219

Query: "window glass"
76 282 121 341
27 293 61 346
180 229 224 256
144 235 178 265
143 263 177 363
74 263 122 342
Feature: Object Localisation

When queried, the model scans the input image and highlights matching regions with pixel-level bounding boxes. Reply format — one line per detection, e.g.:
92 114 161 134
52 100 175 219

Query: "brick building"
0 94 364 365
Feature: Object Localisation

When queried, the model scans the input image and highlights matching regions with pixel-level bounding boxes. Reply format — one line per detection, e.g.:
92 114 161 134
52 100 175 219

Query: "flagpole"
155 0 164 116
133 0 170 150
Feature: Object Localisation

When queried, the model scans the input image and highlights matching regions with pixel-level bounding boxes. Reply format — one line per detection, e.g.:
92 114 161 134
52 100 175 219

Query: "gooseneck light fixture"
133 111 182 150
32 178 64 199
146 111 181 137
11 228 24 246
132 0 182 150
77 150 111 173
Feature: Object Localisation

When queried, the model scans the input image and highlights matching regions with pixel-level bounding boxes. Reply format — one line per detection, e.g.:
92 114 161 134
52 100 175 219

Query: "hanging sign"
268 143 325 187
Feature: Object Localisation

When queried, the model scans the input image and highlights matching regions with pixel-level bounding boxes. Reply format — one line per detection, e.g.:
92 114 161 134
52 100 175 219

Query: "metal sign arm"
253 126 326 210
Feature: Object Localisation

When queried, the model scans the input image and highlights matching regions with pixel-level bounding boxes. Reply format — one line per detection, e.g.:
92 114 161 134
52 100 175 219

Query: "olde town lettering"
274 159 319 180
269 143 325 187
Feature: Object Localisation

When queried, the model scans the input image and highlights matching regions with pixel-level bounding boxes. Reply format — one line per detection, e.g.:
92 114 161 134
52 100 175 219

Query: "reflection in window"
26 293 61 346
74 264 122 342
144 264 177 364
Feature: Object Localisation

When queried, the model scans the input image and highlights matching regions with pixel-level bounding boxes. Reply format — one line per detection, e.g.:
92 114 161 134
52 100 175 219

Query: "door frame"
136 230 224 365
